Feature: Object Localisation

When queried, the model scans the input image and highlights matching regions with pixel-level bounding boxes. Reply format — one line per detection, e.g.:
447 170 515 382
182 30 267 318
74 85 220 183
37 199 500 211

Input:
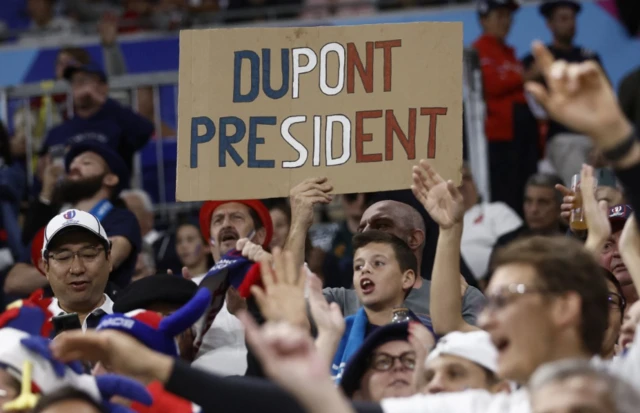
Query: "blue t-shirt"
41 98 154 168
101 207 142 288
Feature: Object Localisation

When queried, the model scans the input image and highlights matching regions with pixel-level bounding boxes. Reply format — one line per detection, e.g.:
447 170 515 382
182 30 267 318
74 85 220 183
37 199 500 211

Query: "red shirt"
130 381 197 413
472 34 526 142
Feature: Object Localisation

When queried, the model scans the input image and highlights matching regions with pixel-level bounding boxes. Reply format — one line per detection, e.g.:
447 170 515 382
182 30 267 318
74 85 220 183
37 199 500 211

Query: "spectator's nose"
426 373 446 394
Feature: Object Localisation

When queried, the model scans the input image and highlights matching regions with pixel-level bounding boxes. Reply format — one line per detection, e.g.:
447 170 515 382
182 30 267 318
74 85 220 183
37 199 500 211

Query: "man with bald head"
286 178 485 324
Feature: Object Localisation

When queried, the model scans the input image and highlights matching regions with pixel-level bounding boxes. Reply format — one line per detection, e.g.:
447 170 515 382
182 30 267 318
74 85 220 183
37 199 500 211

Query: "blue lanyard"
89 199 113 222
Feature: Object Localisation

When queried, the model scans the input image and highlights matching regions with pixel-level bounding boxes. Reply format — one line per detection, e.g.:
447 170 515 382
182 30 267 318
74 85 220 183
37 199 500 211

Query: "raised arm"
285 178 333 271
411 160 478 335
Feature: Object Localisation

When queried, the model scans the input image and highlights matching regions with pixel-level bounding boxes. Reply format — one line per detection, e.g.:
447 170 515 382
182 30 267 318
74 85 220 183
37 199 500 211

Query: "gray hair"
525 173 564 205
120 189 154 212
529 359 640 413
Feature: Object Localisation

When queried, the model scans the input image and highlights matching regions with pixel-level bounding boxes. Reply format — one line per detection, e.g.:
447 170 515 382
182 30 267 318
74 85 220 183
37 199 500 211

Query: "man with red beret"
193 199 273 376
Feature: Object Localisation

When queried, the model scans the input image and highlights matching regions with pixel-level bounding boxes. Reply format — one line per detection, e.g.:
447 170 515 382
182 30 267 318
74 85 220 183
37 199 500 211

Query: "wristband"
602 131 638 162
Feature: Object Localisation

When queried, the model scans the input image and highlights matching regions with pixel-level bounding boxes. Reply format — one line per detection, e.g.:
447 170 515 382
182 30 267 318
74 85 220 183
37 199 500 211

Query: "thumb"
525 82 550 108
181 266 191 280
236 238 248 251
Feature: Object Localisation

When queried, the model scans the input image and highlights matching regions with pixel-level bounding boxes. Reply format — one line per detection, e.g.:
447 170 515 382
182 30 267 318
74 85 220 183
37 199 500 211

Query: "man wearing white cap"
42 209 114 330
421 331 510 394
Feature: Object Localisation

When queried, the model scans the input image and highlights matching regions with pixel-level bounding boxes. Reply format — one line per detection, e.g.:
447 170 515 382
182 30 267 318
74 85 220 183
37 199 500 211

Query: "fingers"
419 159 444 186
531 40 555 78
260 255 276 289
555 184 574 197
236 238 248 251
250 285 268 314
181 266 191 280
525 81 550 108
272 247 285 285
50 331 106 363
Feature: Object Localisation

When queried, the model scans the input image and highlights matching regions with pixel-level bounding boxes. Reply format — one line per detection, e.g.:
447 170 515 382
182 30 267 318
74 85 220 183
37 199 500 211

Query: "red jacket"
472 34 526 142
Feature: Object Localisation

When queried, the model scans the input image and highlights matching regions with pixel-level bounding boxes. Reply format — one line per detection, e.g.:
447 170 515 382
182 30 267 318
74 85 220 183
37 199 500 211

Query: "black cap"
340 323 410 397
539 0 581 18
63 62 108 83
65 141 130 195
477 0 520 16
113 274 198 313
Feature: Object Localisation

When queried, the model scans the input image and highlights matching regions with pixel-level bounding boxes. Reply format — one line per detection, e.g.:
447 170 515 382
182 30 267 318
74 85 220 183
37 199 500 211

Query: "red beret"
199 200 273 248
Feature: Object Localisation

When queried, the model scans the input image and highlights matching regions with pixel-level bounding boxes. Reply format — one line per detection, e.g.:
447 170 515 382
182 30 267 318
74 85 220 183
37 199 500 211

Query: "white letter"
319 43 345 96
313 115 321 167
281 116 308 168
292 48 317 99
325 115 351 166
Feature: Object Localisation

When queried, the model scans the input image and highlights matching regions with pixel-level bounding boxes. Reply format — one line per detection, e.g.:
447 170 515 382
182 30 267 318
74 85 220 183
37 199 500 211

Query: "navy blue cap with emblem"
539 0 581 18
477 0 520 16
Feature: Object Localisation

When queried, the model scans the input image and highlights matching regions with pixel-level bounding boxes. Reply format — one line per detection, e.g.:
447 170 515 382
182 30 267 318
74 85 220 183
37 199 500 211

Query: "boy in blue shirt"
331 230 432 381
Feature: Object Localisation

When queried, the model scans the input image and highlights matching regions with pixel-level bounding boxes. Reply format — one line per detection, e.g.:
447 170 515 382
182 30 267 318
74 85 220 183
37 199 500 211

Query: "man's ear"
551 291 582 330
43 260 50 280
407 230 425 252
103 173 119 189
402 269 416 291
253 227 267 246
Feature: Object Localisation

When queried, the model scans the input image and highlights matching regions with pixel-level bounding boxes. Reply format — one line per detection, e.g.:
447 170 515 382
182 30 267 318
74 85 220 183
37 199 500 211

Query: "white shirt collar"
48 294 114 332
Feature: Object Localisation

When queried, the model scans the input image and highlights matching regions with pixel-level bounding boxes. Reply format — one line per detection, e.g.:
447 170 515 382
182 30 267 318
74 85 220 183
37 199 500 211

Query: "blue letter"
219 117 246 167
233 51 260 103
262 48 289 100
190 116 215 168
248 116 276 168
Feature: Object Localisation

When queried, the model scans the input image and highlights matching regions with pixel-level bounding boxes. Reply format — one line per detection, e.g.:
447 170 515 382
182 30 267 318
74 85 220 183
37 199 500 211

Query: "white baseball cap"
41 209 111 259
427 330 498 373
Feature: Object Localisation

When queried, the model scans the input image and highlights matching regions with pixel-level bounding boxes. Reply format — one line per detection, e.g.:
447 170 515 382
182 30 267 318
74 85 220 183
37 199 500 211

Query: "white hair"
120 189 154 212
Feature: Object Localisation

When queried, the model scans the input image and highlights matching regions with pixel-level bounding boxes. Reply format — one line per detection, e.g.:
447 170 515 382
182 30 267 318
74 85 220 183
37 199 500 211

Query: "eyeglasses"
608 292 626 311
48 246 104 265
369 351 416 372
482 283 555 313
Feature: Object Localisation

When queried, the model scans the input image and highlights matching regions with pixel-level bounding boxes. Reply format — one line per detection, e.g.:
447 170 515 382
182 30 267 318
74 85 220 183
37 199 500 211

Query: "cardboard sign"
176 22 463 202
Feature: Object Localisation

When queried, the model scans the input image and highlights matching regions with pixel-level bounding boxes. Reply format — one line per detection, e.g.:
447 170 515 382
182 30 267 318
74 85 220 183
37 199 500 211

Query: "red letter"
420 107 448 159
385 109 416 161
374 40 402 92
347 42 374 94
355 110 383 163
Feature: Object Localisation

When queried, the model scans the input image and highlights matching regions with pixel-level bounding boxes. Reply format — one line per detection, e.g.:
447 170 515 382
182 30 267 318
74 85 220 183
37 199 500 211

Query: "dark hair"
269 201 291 225
491 236 609 356
58 47 91 65
33 386 107 413
249 208 264 231
603 269 626 317
352 230 417 276
525 173 564 204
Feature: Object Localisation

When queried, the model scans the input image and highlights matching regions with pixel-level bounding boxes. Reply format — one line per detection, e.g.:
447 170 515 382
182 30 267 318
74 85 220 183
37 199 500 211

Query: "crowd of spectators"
0 0 485 42
0 0 639 413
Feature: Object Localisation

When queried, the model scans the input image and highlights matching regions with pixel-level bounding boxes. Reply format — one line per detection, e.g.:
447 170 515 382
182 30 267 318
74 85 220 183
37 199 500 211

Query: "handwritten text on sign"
189 41 447 169
177 23 463 201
